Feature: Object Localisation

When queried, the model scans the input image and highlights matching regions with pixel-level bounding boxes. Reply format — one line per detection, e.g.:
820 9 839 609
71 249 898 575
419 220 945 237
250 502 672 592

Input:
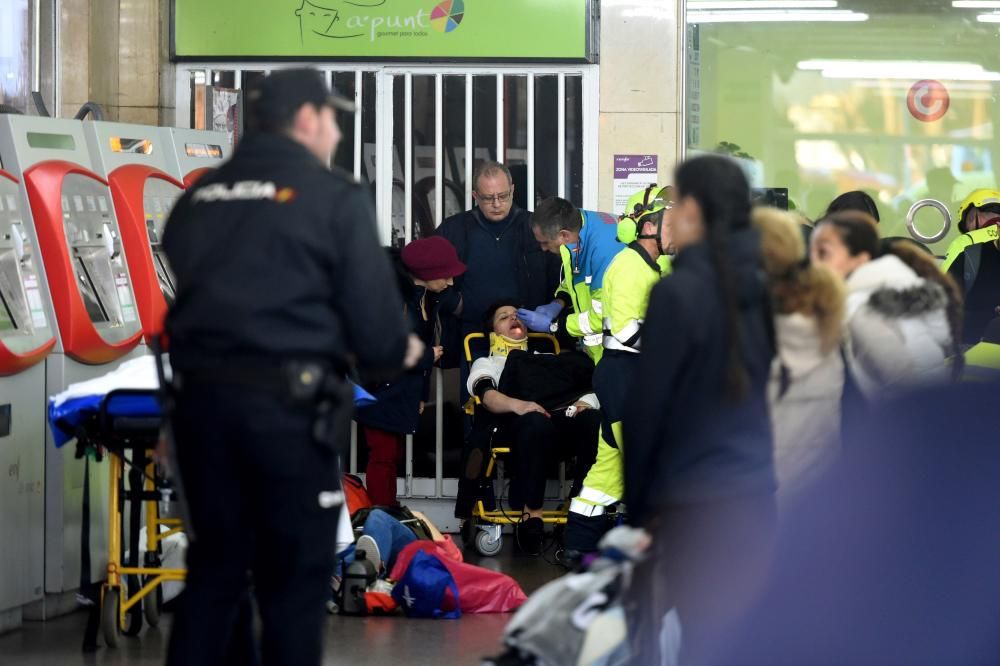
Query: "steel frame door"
172 62 599 500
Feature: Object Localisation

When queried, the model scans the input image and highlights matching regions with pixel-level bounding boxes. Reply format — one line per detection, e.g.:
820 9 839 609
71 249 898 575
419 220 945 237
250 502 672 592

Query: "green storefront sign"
172 0 597 62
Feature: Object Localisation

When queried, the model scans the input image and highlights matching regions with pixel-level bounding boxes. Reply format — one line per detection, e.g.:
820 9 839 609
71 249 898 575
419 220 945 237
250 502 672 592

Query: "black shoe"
515 516 544 556
555 547 584 570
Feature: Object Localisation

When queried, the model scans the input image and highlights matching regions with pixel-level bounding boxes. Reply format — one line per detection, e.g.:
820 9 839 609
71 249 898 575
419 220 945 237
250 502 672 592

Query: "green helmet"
618 184 672 244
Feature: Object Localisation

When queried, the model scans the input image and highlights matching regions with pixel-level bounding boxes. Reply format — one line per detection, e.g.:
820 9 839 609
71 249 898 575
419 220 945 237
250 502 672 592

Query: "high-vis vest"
962 340 1000 382
601 243 667 353
941 225 999 294
556 210 624 362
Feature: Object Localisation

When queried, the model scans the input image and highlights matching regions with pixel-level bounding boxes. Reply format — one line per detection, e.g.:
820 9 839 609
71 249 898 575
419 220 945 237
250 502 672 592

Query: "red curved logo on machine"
183 167 213 188
22 160 143 364
107 164 184 345
0 170 56 376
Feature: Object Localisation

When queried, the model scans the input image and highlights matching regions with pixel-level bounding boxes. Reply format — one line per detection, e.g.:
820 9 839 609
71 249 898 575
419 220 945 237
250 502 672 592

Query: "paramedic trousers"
565 352 637 552
166 382 341 666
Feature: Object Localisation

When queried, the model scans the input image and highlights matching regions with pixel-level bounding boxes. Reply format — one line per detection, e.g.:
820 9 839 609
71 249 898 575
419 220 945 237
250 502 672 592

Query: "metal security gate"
173 63 598 518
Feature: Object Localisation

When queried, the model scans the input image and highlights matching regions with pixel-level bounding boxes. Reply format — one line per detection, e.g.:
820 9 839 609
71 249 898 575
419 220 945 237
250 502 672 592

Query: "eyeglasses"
476 190 512 205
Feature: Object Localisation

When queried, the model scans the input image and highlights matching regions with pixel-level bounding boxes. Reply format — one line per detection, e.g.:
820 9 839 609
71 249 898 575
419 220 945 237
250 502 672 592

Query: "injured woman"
456 300 601 555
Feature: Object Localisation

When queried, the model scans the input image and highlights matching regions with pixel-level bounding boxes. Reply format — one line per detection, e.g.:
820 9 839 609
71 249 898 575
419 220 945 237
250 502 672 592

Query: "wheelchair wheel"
475 529 503 557
123 577 143 636
101 587 121 648
144 580 162 628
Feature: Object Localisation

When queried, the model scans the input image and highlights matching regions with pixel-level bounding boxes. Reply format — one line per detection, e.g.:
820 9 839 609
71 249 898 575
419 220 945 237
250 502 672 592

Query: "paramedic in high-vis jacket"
163 68 422 666
518 197 624 363
562 187 674 558
943 189 1000 345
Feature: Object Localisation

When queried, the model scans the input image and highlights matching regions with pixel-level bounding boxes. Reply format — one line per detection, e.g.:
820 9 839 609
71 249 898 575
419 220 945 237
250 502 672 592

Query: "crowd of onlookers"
356 152 1000 663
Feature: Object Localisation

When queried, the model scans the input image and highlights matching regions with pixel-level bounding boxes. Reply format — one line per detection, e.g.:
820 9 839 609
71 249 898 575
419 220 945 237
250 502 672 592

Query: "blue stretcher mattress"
48 384 377 449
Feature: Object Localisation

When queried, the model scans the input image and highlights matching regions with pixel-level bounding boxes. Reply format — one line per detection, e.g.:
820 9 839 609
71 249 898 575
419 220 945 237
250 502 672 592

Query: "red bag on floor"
365 591 399 616
436 534 464 564
342 474 372 517
389 541 528 614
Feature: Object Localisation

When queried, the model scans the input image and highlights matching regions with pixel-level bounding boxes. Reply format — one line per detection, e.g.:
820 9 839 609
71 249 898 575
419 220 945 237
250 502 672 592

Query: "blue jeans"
336 509 418 576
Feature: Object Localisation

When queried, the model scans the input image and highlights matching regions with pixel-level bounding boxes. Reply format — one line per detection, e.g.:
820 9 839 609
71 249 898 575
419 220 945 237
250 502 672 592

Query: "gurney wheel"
475 529 503 557
144 582 162 628
102 587 121 648
123 578 143 636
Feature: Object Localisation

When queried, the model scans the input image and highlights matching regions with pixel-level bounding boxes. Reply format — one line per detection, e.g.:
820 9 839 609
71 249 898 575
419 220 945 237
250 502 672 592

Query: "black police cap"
247 68 355 130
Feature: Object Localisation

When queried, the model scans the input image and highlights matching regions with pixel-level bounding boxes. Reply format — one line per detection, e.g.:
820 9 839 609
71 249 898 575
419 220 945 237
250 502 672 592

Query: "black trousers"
629 495 777 665
457 408 600 515
166 383 341 666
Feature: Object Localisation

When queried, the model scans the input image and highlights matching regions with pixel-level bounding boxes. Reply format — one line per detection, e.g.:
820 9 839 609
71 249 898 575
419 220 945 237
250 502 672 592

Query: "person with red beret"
355 236 466 506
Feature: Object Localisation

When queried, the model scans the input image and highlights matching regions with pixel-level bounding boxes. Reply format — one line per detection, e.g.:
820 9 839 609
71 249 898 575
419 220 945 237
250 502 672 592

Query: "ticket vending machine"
83 122 186 342
0 115 145 599
0 169 56 620
162 127 230 186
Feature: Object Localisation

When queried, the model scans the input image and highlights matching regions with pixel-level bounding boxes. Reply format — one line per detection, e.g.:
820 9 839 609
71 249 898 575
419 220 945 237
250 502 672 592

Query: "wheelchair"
460 332 585 557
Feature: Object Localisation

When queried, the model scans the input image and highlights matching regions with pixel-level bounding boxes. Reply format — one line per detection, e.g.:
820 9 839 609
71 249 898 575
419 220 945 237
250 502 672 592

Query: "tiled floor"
0 540 566 666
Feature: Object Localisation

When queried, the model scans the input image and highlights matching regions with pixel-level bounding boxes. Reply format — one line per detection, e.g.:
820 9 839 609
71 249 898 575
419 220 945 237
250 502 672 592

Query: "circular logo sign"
907 80 950 123
430 0 464 33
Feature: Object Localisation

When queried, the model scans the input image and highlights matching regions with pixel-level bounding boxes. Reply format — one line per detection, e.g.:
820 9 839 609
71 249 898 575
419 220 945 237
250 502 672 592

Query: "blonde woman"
755 207 846 495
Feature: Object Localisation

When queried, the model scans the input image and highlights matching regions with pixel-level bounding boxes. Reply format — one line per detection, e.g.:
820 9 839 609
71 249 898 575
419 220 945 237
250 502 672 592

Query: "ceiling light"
976 12 1000 21
953 1 1000 8
798 59 1000 81
689 0 838 8
688 9 867 22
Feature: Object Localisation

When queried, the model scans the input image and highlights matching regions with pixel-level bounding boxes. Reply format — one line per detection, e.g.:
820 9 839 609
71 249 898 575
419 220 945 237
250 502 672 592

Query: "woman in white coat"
810 211 963 400
756 208 846 495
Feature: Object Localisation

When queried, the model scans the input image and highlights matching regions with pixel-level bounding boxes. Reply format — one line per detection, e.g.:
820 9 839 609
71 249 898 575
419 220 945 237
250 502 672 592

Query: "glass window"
331 71 357 176
565 75 584 208
687 3 1000 256
472 74 498 178
411 75 437 241
361 71 377 203
442 75 468 216
534 75 560 205
0 0 30 113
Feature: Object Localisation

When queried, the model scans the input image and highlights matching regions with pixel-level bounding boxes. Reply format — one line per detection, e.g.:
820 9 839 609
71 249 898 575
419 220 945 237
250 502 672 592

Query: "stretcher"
47 356 376 647
461 333 571 557
48 356 180 647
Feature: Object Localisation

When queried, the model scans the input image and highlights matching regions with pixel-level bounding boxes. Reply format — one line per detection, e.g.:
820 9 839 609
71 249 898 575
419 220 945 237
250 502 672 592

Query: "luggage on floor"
391 550 461 619
391 541 527 614
483 527 653 665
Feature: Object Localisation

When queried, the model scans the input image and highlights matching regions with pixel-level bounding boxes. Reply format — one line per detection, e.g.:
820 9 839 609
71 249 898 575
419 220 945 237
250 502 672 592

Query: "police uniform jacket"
163 132 409 375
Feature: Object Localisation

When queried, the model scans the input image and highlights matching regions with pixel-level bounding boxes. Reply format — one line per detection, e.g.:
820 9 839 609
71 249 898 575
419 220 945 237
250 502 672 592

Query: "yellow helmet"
957 188 1000 231
618 184 672 244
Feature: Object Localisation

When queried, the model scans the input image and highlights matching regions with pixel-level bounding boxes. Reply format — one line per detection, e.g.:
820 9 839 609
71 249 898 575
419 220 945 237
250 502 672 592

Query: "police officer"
163 68 422 666
562 186 673 558
518 197 624 363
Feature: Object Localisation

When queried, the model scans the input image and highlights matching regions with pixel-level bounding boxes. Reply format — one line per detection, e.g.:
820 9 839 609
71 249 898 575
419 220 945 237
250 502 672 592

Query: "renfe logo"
296 0 462 44
907 80 950 123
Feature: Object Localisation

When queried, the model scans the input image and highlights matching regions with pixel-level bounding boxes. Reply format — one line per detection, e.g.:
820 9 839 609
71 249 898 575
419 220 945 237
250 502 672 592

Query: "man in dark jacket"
163 68 421 666
436 161 561 368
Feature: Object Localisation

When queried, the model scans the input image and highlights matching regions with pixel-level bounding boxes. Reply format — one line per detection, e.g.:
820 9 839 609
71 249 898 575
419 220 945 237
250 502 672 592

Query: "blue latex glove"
517 301 564 332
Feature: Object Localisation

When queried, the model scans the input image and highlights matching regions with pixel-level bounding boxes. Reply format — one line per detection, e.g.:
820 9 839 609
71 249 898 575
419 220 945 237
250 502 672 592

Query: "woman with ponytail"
755 207 846 496
623 155 777 664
